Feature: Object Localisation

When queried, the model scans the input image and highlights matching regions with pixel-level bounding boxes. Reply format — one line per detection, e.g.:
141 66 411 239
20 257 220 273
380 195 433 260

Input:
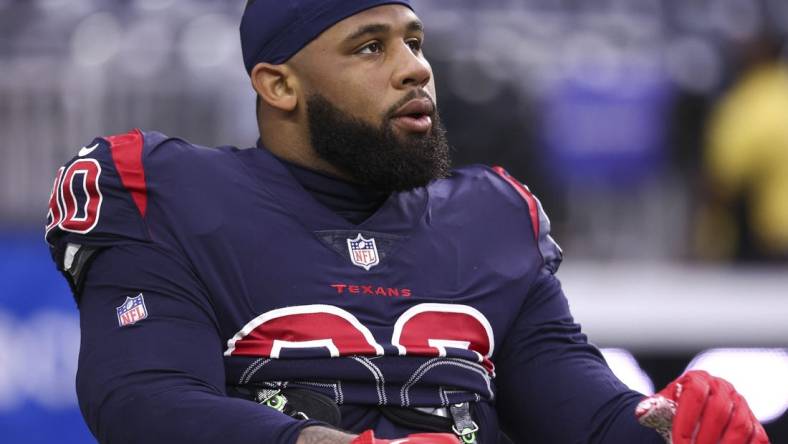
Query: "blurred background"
1 0 787 442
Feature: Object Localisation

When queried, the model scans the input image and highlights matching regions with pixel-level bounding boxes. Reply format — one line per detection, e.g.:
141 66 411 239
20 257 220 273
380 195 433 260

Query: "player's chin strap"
449 402 479 444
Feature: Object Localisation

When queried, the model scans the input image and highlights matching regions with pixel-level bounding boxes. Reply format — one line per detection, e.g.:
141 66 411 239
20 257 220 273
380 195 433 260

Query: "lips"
391 98 434 133
393 98 435 118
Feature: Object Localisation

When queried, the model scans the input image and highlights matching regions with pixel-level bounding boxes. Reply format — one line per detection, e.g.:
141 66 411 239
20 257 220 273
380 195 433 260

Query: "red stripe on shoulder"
106 129 148 218
492 166 539 238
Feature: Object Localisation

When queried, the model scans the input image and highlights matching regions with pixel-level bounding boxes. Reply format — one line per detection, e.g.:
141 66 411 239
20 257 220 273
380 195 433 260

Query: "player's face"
291 4 437 138
289 5 449 191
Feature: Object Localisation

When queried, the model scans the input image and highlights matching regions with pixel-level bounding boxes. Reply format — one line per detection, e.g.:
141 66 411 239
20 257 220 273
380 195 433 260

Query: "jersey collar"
236 145 429 235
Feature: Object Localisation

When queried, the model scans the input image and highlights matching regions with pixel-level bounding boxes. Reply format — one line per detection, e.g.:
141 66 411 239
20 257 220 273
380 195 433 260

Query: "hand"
636 370 770 444
351 430 460 444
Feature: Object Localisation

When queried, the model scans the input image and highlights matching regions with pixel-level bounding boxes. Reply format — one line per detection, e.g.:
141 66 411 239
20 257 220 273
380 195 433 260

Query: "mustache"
384 90 436 120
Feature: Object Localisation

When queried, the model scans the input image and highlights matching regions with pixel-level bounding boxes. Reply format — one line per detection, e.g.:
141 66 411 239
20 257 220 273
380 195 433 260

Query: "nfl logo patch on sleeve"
347 233 379 270
116 293 148 327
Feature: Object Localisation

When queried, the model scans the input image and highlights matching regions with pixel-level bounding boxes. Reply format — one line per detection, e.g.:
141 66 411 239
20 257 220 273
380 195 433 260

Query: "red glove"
636 370 770 444
351 430 459 444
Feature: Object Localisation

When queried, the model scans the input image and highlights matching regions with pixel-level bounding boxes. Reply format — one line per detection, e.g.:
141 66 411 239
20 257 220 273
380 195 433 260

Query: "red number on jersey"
225 304 384 358
226 303 495 374
45 167 65 236
59 159 103 234
392 303 495 374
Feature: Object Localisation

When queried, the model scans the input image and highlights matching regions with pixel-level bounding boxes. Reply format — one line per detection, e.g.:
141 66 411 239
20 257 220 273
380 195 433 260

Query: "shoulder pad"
45 129 154 289
489 166 563 274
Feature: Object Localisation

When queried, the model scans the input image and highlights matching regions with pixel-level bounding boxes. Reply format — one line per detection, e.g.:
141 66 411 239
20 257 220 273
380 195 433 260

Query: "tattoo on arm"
296 426 356 444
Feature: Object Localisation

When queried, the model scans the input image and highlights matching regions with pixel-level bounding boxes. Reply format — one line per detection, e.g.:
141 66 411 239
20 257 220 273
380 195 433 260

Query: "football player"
45 1 769 443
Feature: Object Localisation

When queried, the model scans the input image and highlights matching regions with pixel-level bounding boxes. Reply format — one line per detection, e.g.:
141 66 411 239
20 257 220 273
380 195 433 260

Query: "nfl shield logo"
347 233 380 270
117 293 148 327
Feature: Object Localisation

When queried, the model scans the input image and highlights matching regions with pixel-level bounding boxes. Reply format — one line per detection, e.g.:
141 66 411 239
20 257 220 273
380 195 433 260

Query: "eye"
406 38 422 53
358 41 383 55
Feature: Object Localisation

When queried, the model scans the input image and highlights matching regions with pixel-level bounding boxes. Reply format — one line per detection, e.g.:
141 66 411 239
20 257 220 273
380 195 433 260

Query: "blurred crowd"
1 0 787 263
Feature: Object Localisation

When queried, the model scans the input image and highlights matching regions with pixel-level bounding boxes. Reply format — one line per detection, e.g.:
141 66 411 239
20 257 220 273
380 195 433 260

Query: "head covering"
240 0 413 74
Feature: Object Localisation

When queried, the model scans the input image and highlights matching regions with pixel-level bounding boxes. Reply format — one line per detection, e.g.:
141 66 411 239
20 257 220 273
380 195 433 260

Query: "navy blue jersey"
45 129 661 444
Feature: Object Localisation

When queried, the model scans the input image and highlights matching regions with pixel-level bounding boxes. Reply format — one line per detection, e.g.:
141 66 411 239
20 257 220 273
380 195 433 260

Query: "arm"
488 168 768 443
494 273 663 443
77 242 321 444
297 427 356 444
486 167 656 441
294 428 459 444
78 236 459 444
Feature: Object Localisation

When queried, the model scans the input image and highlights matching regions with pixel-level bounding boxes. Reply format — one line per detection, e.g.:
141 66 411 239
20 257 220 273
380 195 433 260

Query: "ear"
250 62 298 112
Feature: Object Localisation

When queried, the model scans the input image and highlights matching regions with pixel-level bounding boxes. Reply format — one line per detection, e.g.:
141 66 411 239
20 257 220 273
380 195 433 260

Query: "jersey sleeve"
47 131 321 442
489 166 563 275
76 240 320 444
45 129 155 296
494 273 663 443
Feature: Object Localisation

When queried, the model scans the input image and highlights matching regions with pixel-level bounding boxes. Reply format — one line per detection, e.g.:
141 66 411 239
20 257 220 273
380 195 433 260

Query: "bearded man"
45 1 769 443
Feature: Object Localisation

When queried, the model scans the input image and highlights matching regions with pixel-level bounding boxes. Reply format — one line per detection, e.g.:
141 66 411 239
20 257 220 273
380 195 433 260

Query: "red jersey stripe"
106 129 148 218
492 166 539 239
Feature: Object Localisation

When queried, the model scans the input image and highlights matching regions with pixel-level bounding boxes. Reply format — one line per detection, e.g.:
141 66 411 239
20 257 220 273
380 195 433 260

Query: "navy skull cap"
240 0 414 74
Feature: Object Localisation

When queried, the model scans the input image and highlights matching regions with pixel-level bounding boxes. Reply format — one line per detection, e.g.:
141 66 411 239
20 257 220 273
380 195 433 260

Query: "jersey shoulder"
431 164 563 274
44 128 240 293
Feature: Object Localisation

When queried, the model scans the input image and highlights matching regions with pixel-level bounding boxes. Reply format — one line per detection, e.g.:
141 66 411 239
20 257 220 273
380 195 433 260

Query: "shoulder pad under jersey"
486 165 563 274
44 129 164 294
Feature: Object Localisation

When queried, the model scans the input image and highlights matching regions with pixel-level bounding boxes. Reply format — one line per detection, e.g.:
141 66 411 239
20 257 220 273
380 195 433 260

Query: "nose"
392 43 431 90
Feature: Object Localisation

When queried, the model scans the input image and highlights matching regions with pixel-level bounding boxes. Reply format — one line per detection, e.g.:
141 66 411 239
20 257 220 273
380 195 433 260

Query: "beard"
306 91 451 193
